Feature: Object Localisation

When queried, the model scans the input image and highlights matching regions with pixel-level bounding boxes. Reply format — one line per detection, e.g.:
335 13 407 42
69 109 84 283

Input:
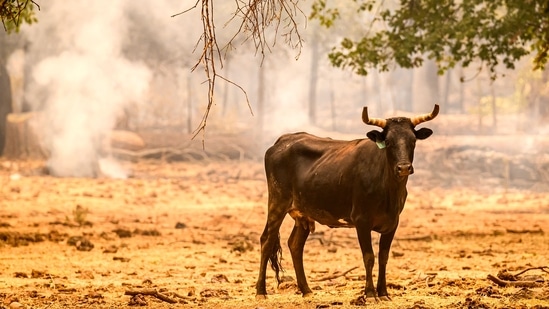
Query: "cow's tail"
269 232 284 285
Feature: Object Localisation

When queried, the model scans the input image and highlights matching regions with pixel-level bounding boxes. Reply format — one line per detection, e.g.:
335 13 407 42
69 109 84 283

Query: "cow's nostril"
397 163 413 175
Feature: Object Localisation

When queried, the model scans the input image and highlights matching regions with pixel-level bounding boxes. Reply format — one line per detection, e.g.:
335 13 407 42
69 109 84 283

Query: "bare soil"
0 158 548 309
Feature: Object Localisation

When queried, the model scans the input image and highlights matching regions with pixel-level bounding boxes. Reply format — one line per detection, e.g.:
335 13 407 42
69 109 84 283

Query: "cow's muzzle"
396 163 414 176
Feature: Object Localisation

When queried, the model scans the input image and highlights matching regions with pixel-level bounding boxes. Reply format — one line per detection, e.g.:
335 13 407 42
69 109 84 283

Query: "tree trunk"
457 67 465 113
373 72 383 114
187 74 193 134
490 82 497 131
3 112 45 159
412 59 440 112
441 69 451 114
222 55 231 116
308 29 319 125
0 63 13 156
476 76 483 133
330 78 336 130
257 64 266 134
390 68 413 111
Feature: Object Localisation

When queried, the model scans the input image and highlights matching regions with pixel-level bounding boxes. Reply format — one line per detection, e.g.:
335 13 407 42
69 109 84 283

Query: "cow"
255 104 439 302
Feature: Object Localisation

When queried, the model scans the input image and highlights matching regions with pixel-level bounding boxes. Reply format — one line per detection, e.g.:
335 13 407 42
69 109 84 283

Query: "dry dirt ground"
0 158 548 309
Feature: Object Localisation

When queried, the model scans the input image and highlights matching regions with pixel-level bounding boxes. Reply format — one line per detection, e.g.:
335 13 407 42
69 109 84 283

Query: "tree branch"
513 266 549 277
125 288 178 304
1 0 39 32
486 274 543 288
312 266 359 282
173 0 304 140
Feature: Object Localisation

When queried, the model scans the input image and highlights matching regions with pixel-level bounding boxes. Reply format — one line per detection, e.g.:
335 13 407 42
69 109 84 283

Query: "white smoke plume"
24 1 151 177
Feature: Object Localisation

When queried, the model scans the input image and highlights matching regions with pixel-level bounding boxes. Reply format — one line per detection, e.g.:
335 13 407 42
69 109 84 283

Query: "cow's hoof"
378 295 391 301
303 292 314 298
255 294 267 300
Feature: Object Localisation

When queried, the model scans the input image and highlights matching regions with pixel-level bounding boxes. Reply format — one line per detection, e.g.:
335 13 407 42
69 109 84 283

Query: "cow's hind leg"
287 217 314 297
255 198 289 299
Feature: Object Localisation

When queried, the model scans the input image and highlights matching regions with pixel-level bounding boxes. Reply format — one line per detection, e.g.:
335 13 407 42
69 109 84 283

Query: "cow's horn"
362 107 386 128
411 104 440 126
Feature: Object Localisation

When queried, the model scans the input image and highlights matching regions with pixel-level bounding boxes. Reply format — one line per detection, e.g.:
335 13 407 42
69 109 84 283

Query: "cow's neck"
381 167 409 215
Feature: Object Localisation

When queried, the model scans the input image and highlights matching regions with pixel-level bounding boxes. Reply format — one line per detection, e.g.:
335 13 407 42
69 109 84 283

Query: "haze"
4 0 547 191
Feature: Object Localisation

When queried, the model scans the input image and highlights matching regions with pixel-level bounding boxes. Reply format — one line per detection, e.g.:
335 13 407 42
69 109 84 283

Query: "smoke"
15 0 545 188
24 1 151 177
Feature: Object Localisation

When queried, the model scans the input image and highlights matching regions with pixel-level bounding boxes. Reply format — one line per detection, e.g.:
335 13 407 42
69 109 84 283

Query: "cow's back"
264 132 368 199
265 132 356 171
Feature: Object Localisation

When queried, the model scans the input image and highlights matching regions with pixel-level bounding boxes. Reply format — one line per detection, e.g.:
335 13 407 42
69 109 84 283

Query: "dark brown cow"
255 105 439 302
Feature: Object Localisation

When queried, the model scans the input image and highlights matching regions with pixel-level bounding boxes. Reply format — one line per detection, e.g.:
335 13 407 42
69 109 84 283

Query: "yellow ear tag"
376 140 386 149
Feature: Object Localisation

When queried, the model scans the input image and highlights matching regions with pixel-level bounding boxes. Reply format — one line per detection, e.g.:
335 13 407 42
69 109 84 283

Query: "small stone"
76 238 94 251
9 302 25 309
113 228 132 238
128 294 147 306
175 222 187 229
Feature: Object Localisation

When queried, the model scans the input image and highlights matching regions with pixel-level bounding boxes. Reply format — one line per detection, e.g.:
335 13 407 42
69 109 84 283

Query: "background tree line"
0 0 548 155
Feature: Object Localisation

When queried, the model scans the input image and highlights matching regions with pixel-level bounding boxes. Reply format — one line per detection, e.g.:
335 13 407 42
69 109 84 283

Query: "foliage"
310 0 340 28
67 205 89 227
470 96 520 116
0 0 39 33
311 0 549 79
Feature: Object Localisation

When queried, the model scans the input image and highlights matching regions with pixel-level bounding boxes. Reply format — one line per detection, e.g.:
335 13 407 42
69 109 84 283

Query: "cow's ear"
367 130 384 142
415 127 433 140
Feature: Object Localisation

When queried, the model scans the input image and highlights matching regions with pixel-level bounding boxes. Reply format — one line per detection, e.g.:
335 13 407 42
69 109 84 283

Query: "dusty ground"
0 158 548 309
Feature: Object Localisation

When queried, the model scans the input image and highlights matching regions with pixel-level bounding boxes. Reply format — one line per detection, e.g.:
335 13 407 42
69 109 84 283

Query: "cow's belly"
289 207 354 229
291 187 354 228
292 193 402 233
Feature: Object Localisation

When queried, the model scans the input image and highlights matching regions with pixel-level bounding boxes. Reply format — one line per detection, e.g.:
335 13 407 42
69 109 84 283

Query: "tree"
317 0 549 79
1 1 39 156
7 1 549 133
180 0 549 133
0 0 39 33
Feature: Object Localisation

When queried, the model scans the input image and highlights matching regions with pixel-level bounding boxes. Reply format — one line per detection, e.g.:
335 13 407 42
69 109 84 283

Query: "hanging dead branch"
172 0 304 140
226 0 304 60
171 0 222 143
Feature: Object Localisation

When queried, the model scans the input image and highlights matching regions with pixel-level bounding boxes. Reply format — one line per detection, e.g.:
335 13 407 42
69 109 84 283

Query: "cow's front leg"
377 229 397 301
355 225 377 301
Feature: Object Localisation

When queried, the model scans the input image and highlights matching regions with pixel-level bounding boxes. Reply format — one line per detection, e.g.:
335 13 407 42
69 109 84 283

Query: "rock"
211 274 229 283
67 235 85 246
108 130 146 151
175 222 187 229
128 294 147 306
76 270 95 279
76 238 94 251
67 236 94 251
9 301 25 309
102 245 118 254
199 289 229 298
113 228 132 238
113 256 131 262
